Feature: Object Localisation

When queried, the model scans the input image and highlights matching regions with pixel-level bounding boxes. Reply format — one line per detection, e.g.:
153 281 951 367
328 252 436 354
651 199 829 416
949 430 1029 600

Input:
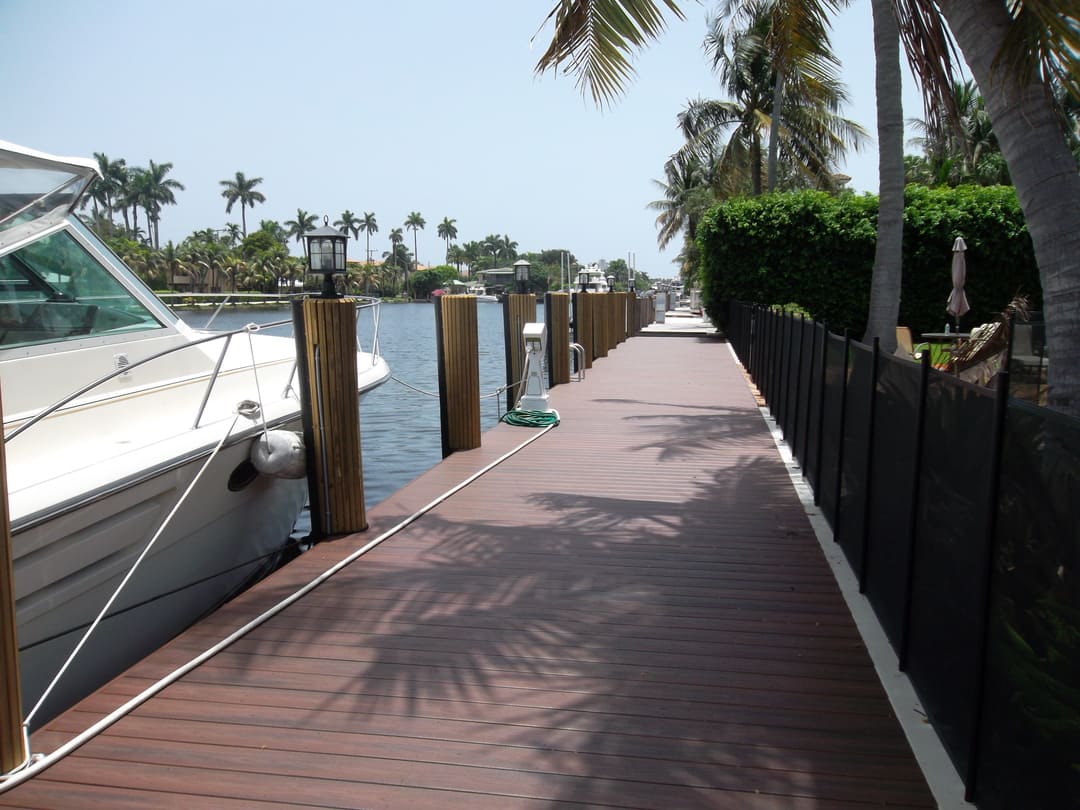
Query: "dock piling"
435 295 481 457
503 293 537 412
293 298 367 539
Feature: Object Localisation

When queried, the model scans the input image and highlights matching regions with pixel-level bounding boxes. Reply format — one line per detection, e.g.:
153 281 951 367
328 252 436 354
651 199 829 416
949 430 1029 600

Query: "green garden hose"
500 409 560 428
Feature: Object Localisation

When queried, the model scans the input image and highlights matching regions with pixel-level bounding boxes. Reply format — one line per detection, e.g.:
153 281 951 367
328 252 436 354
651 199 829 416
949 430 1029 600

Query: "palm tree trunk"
751 136 764 196
936 0 1080 416
767 70 786 193
863 0 905 352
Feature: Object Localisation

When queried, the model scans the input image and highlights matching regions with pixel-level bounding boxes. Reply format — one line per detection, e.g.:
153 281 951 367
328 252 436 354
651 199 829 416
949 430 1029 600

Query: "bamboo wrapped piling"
503 293 537 412
546 292 571 386
293 298 367 538
436 295 481 457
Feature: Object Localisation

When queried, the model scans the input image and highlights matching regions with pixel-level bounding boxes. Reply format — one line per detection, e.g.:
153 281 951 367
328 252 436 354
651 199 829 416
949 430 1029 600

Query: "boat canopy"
0 140 100 253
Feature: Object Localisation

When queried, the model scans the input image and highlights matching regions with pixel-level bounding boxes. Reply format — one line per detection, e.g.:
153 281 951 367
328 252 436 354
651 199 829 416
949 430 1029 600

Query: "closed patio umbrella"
946 236 970 331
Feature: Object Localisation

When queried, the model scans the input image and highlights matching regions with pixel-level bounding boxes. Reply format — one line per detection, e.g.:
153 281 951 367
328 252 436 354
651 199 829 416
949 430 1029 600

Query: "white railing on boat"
3 295 383 444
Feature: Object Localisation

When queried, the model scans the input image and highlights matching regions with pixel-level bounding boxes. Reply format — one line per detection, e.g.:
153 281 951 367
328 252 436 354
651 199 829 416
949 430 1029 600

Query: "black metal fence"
727 301 1080 809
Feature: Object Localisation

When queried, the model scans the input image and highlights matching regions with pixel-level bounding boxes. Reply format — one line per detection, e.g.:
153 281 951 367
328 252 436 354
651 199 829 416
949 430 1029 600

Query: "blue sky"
2 0 923 279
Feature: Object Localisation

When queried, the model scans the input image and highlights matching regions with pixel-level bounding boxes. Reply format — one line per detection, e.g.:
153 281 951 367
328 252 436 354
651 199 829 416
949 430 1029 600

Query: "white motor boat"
577 264 612 293
465 281 499 302
0 140 390 728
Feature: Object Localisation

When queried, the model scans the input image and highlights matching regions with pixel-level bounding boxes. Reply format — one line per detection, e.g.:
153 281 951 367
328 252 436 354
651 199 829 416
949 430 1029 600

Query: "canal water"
181 301 517 509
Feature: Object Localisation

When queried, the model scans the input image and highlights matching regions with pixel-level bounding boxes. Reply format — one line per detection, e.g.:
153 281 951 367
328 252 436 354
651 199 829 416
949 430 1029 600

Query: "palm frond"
534 0 685 106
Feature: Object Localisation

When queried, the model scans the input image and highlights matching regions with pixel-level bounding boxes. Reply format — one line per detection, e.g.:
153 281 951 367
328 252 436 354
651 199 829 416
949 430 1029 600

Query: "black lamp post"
304 216 348 299
606 273 615 292
514 259 531 294
578 269 589 292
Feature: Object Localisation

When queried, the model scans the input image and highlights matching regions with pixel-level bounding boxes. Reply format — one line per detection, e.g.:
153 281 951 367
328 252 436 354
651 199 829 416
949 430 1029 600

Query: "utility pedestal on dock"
435 295 481 458
1 390 26 774
293 297 367 539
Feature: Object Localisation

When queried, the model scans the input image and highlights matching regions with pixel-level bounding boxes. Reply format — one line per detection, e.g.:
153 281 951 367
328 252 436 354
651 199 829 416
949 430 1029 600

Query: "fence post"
962 362 1012 802
1 386 27 774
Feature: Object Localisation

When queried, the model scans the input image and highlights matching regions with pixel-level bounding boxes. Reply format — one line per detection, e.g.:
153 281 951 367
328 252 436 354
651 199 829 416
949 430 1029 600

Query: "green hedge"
697 186 1039 337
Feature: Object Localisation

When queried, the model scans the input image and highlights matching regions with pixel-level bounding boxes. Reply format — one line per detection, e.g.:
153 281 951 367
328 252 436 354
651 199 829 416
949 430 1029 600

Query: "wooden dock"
1 334 935 808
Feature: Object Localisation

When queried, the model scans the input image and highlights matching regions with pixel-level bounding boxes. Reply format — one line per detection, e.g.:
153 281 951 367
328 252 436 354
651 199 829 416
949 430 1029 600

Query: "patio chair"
895 326 929 360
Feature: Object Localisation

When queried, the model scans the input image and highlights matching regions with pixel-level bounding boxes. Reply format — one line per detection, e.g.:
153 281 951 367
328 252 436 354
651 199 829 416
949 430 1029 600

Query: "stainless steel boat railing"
3 295 383 444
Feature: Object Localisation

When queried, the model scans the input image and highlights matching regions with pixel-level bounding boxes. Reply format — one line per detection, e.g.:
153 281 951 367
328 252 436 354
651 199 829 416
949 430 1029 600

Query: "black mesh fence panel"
836 342 873 575
974 400 1080 809
803 323 824 493
906 374 998 779
818 334 847 528
863 354 923 651
725 308 1080 803
791 317 815 469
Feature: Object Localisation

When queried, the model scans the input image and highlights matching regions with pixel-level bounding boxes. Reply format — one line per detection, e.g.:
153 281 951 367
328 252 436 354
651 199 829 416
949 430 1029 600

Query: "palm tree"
335 210 362 240
388 227 406 296
284 209 317 256
685 4 864 196
437 217 458 259
219 172 266 237
893 0 1080 415
500 234 519 260
483 234 502 270
906 80 1007 186
648 151 718 266
404 212 425 297
86 153 126 225
405 212 425 264
447 244 468 275
361 212 378 264
138 160 184 249
717 1 851 192
257 219 288 246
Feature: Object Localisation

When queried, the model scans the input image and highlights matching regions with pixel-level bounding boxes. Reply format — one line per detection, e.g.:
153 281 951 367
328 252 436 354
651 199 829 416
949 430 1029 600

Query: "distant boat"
0 139 391 727
447 279 498 302
577 264 611 293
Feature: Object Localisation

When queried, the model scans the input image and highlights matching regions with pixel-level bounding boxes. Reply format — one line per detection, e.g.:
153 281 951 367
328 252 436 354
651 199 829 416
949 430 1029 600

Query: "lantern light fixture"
304 216 348 299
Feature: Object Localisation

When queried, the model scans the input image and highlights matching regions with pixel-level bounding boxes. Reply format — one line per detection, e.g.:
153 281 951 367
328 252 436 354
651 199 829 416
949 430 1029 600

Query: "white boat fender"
250 430 307 479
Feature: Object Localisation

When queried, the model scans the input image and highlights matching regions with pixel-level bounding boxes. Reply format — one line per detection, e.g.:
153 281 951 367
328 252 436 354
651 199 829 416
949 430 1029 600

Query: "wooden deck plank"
0 335 936 808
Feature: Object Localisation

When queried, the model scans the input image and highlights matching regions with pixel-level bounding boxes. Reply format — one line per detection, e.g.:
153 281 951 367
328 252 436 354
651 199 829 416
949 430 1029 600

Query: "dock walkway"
2 334 935 808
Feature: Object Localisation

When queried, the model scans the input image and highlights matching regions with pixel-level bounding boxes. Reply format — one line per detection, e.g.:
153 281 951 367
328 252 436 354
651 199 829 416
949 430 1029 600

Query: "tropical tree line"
79 163 604 298
536 0 1080 416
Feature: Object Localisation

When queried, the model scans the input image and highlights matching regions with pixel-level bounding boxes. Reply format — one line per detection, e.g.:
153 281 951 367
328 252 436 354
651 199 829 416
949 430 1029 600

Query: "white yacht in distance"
577 264 612 293
0 140 390 728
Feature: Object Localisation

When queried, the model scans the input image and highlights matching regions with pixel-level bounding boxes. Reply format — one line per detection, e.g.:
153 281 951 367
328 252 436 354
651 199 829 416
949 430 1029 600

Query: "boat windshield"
1 229 163 349
0 142 98 244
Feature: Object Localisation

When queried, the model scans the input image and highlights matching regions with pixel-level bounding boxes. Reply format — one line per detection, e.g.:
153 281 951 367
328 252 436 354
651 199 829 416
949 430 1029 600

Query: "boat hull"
14 426 308 728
